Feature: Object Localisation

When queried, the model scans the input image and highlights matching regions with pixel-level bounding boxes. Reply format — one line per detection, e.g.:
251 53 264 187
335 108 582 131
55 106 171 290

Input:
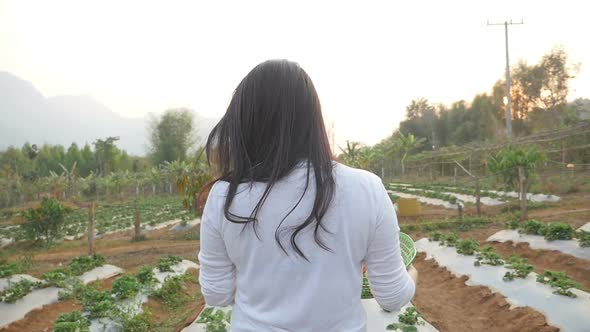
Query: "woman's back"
199 162 415 331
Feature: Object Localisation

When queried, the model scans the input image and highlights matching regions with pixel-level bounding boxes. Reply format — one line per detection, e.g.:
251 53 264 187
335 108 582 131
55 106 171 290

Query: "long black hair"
204 59 335 260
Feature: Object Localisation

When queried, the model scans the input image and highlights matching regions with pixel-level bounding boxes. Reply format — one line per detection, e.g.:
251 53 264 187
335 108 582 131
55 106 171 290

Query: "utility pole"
487 19 523 139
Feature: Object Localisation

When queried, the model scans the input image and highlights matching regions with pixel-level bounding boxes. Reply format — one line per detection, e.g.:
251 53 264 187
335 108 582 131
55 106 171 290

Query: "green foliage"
428 232 443 242
487 145 545 188
361 275 373 299
149 108 195 165
386 307 424 331
439 233 459 247
196 307 232 332
578 230 590 247
151 275 186 308
0 256 32 278
455 239 479 255
81 287 116 318
520 219 547 236
53 311 90 332
505 220 520 230
21 197 69 247
503 256 534 281
157 255 183 272
112 275 142 299
120 309 153 332
42 268 73 288
0 278 43 303
68 254 106 276
543 223 574 241
136 265 157 286
536 270 580 298
474 246 504 266
386 323 418 332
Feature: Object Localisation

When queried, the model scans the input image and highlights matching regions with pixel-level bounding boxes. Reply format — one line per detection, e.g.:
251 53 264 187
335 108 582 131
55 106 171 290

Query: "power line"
487 19 524 140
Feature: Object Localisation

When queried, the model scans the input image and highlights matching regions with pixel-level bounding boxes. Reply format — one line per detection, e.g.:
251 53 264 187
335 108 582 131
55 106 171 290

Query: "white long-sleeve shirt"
198 162 415 332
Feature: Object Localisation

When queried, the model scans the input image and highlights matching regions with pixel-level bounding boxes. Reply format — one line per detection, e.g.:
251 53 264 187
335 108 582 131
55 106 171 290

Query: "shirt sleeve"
198 187 236 307
364 181 416 312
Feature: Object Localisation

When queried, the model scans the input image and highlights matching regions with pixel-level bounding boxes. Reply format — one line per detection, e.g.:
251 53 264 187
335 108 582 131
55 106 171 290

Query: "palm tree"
396 133 426 176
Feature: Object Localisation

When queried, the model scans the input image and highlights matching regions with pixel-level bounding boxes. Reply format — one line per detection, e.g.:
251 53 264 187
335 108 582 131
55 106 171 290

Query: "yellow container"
397 198 421 217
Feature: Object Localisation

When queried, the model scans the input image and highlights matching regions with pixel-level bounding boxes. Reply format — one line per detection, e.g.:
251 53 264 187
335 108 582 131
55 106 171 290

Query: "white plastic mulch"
0 237 14 248
387 191 459 210
89 259 199 332
182 301 438 332
0 264 123 329
416 238 590 332
488 190 561 203
441 192 504 206
487 230 590 260
578 222 590 232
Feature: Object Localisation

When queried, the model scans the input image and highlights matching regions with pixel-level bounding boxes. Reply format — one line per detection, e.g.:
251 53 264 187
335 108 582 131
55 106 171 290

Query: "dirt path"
0 300 82 332
412 254 558 332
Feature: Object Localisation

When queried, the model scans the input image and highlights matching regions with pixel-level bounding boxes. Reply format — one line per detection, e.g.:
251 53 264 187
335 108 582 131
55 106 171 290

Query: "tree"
148 108 196 165
396 133 426 176
488 146 545 220
21 197 70 247
93 137 120 175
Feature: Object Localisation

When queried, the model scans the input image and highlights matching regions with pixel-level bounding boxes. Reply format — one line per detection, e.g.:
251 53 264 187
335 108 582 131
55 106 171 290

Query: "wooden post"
518 166 528 221
88 202 95 255
454 167 457 185
475 177 481 217
457 203 463 222
133 201 142 240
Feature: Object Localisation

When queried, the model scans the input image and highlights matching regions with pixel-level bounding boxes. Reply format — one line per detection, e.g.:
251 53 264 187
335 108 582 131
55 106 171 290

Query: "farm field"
0 180 588 331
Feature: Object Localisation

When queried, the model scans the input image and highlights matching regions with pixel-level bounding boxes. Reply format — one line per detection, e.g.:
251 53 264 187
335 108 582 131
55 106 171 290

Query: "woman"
198 59 417 331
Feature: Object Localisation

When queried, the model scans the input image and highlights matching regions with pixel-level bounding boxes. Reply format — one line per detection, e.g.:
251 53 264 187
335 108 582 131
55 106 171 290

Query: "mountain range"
0 71 218 156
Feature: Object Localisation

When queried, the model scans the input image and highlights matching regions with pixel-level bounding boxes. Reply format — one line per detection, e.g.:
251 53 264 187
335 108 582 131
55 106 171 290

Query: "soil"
413 253 558 332
0 300 82 332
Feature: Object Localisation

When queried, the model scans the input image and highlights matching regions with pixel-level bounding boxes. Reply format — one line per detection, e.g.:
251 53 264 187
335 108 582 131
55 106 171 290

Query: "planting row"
0 196 192 247
417 234 589 331
487 219 590 260
0 254 122 328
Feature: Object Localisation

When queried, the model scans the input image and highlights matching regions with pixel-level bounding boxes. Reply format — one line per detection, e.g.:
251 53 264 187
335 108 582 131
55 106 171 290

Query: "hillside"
0 71 217 155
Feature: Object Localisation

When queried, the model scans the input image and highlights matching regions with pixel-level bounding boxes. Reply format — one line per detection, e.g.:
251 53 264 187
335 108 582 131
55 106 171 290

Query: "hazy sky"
1 0 589 148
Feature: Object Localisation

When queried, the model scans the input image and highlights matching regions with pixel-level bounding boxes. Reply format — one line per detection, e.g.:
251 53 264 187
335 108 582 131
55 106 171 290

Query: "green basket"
361 232 416 299
399 232 417 268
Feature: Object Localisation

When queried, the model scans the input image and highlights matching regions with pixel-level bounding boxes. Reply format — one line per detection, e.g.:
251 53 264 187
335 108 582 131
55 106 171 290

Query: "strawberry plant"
136 265 157 286
112 275 142 299
0 278 43 302
81 287 116 318
53 311 90 332
455 239 479 255
505 220 519 230
440 233 459 247
519 219 547 236
157 255 183 272
0 256 32 278
361 275 373 299
196 307 232 332
386 307 424 331
536 270 580 298
428 232 443 242
543 223 574 241
120 309 153 332
151 275 187 308
578 230 590 247
474 246 504 266
42 268 73 288
503 256 533 281
68 254 106 275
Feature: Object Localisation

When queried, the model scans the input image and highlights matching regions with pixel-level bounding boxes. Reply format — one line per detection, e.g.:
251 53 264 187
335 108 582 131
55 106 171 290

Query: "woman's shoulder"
333 162 383 189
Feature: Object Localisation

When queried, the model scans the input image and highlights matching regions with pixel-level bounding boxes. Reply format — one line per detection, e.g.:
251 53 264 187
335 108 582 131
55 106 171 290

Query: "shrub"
112 275 142 299
21 197 70 247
